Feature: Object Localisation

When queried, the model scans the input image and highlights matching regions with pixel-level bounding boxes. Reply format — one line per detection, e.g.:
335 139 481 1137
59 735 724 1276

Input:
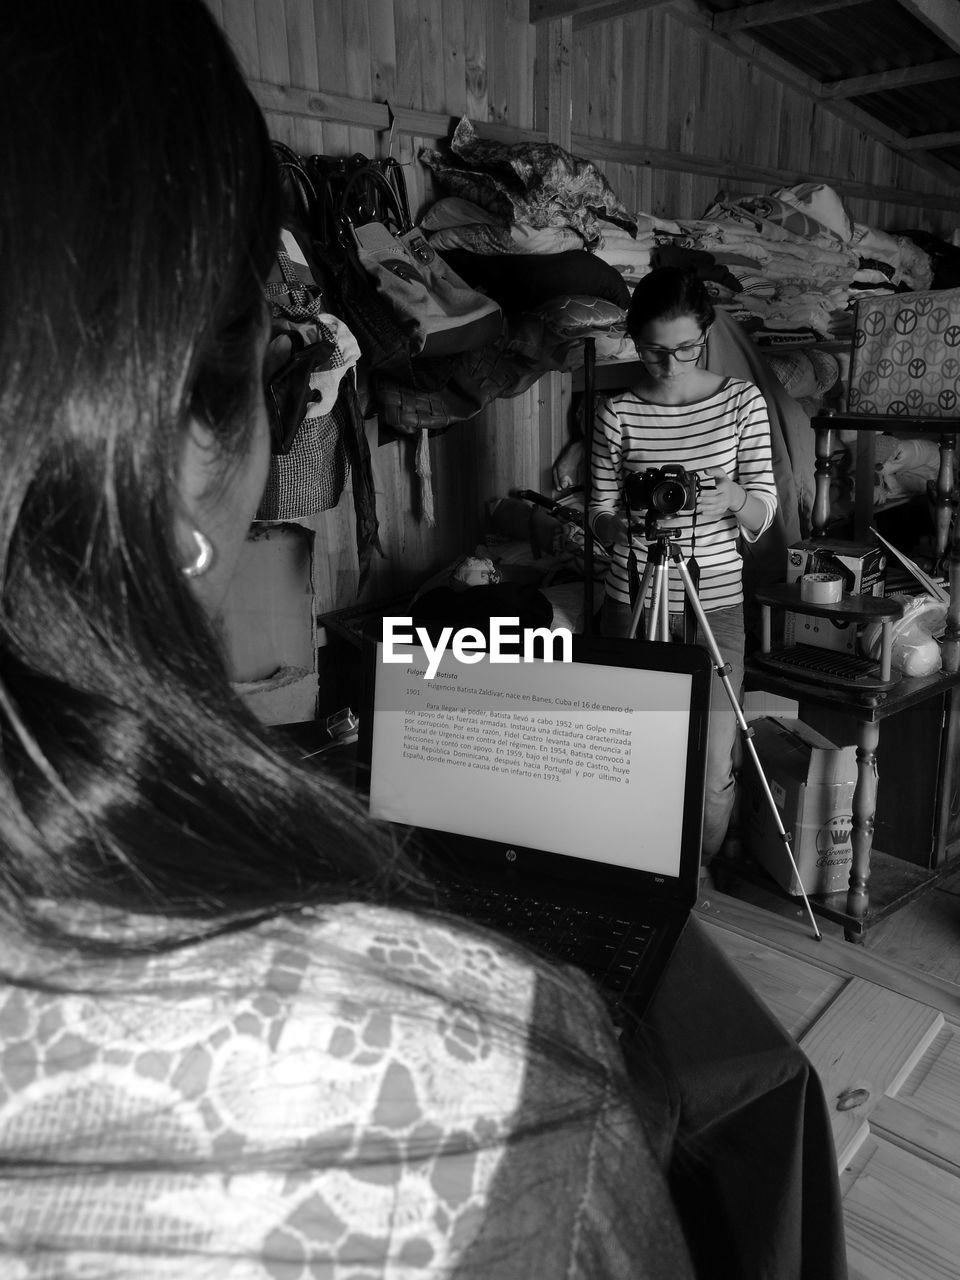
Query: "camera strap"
681 510 701 643
627 547 640 609
682 553 700 643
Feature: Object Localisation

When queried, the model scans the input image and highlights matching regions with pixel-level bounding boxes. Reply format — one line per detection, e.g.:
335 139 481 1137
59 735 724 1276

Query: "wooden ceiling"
530 0 960 187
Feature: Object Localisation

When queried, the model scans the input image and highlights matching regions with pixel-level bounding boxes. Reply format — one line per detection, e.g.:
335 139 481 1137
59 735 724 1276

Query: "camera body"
624 465 700 517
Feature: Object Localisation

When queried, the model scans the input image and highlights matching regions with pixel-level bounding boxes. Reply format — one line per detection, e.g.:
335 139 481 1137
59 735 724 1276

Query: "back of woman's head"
0 2 411 943
2 0 276 510
626 267 715 340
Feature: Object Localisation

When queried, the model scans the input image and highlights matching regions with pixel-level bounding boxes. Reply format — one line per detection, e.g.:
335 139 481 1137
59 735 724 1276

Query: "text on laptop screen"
368 642 694 878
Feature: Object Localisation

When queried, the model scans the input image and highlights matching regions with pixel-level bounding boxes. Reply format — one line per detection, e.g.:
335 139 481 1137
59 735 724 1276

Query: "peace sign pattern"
849 289 960 416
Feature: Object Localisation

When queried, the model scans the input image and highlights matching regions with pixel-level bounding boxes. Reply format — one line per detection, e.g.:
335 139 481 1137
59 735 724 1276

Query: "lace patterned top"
0 901 692 1278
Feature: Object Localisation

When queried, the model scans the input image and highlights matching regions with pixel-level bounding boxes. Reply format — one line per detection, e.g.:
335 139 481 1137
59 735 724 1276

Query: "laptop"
357 630 712 1020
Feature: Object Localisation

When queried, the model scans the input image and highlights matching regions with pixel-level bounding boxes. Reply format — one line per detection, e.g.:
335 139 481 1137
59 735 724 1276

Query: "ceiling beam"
571 0 673 27
900 129 960 150
712 0 867 35
249 82 552 146
573 131 960 209
529 0 668 21
819 56 960 99
669 0 960 190
896 0 960 56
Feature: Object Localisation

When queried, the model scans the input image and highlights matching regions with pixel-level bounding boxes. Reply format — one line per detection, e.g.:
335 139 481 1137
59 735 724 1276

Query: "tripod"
629 525 823 942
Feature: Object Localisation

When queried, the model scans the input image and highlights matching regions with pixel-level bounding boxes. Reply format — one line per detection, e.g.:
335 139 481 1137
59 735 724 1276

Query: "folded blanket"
420 196 585 255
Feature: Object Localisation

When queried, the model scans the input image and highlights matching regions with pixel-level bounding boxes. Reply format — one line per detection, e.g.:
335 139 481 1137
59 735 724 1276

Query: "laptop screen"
361 633 711 892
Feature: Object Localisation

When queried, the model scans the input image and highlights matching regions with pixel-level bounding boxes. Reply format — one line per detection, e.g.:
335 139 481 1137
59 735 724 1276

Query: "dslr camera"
624 465 700 518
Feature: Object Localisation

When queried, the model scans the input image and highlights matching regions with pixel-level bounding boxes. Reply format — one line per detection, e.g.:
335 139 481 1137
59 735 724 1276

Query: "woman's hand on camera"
594 511 631 548
700 467 743 520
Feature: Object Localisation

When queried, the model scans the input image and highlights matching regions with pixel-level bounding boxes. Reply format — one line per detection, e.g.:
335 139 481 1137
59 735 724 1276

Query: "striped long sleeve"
588 378 777 613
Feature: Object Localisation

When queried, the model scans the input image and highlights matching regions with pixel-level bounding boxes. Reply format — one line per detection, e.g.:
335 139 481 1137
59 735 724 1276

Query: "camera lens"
653 479 688 515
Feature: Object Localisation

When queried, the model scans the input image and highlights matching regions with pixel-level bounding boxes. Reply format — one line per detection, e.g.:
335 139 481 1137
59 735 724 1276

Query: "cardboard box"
849 288 960 418
784 539 886 652
786 539 886 596
742 717 857 896
783 611 859 653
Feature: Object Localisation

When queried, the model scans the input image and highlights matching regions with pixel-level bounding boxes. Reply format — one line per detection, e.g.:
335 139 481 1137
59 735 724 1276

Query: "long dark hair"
0 1 425 949
0 15 700 1274
626 267 716 340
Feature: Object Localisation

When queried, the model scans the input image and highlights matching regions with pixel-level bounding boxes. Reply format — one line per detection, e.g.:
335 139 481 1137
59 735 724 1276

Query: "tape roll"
800 573 843 604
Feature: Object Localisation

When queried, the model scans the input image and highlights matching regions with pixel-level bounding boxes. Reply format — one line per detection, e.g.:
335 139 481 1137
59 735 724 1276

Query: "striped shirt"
589 378 777 613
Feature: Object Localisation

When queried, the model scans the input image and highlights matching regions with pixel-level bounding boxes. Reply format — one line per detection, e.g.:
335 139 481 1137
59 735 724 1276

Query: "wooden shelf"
754 581 903 622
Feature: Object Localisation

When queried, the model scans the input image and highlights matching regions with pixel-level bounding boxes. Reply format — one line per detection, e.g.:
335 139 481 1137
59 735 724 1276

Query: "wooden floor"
699 871 960 1280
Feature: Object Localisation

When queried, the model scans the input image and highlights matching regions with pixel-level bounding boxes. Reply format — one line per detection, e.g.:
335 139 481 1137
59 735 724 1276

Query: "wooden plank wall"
570 8 960 233
205 0 550 613
203 0 959 615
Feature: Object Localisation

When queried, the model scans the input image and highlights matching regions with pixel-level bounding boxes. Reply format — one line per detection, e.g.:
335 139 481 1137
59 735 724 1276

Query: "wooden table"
742 609 960 940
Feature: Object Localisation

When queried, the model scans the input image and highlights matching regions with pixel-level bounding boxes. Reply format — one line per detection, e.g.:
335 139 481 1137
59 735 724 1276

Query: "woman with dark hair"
589 268 778 869
0 3 697 1274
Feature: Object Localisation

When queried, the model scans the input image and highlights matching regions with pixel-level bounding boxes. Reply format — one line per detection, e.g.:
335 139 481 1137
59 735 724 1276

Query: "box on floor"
741 716 857 896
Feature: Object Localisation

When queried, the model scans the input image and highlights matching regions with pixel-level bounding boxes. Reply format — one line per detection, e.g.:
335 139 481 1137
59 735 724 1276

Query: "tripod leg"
670 551 823 942
629 558 657 641
651 559 670 641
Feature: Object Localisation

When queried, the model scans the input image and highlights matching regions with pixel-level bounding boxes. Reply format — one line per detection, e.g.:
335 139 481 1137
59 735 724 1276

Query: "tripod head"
632 509 685 545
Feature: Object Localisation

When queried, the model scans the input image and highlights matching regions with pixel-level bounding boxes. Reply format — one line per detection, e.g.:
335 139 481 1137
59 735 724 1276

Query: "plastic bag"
860 593 948 676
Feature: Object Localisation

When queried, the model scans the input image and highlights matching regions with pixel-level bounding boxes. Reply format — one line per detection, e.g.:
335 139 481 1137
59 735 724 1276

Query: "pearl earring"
181 528 214 578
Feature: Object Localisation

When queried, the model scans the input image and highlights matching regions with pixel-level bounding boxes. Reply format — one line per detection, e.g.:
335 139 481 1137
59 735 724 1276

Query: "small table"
742 588 960 940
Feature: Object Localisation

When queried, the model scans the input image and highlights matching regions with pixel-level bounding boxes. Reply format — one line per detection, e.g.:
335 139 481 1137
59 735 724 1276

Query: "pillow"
535 294 626 338
763 349 839 399
774 183 854 244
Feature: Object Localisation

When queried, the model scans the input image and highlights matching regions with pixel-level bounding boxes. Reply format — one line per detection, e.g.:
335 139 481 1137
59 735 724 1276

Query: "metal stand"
630 531 823 942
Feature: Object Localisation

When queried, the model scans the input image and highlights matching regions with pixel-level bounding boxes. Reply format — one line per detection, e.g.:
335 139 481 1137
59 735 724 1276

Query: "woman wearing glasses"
589 268 778 871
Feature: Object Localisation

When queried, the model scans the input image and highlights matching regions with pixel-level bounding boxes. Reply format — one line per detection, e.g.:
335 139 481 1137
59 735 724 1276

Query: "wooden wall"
204 0 960 616
569 7 960 233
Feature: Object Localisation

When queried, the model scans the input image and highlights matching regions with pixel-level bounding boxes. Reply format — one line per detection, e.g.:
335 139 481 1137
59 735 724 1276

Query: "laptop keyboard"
441 883 655 993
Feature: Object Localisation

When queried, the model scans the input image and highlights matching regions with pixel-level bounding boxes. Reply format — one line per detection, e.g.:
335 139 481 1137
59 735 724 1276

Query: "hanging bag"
261 229 351 497
353 217 504 358
307 153 416 377
260 163 383 580
312 154 503 362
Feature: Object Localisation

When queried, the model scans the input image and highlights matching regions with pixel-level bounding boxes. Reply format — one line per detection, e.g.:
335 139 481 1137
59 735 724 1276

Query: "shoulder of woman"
301 903 624 1066
725 375 764 400
292 901 544 1015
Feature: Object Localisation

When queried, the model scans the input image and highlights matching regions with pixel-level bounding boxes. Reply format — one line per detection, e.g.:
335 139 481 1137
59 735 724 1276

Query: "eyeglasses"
634 339 707 364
